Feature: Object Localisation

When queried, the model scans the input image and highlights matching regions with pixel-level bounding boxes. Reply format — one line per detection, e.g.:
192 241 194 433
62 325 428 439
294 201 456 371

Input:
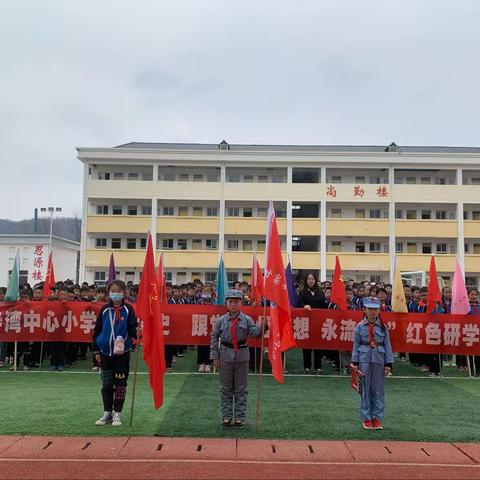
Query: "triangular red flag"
331 255 347 310
43 252 56 299
251 254 265 305
263 204 296 383
427 256 442 314
156 253 168 305
137 234 166 409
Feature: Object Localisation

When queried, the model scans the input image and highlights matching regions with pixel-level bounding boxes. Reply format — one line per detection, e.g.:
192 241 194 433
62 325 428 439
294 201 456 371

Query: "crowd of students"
0 275 479 377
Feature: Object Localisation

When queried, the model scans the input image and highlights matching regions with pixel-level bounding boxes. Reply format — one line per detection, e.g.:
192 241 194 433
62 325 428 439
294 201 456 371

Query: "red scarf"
230 316 239 352
368 320 375 346
114 306 122 321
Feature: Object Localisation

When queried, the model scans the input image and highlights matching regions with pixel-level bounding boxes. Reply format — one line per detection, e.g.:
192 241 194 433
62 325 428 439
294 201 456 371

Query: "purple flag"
108 253 116 283
285 261 299 307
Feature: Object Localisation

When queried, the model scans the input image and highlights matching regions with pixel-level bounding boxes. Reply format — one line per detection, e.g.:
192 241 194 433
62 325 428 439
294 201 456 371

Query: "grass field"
1 348 480 442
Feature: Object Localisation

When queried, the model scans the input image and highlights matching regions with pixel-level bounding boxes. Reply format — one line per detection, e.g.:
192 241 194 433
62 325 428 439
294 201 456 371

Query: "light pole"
40 207 62 256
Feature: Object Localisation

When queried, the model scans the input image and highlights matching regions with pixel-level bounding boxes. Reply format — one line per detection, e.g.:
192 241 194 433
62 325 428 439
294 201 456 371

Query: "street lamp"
39 207 63 255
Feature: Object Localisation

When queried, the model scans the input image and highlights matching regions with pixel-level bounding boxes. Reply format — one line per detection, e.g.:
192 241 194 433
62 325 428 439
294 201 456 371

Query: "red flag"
263 204 296 383
43 252 56 299
156 253 168 305
427 256 442 314
251 254 265 305
331 255 347 311
137 234 166 409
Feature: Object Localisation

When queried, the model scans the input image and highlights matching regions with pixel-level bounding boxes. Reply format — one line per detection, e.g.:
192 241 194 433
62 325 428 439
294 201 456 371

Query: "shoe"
198 364 205 373
204 364 211 373
0 362 4 367
177 353 184 358
95 411 112 426
372 419 383 430
49 366 57 371
233 419 245 428
304 368 310 374
316 368 323 374
57 366 65 372
112 411 122 426
362 420 374 430
222 418 233 427
167 367 174 372
91 366 100 372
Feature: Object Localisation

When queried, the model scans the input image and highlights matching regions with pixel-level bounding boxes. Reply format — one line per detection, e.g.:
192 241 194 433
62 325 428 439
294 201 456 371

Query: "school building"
77 141 480 287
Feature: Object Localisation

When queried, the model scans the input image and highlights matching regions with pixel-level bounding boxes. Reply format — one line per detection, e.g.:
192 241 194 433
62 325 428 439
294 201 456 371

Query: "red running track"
2 436 480 479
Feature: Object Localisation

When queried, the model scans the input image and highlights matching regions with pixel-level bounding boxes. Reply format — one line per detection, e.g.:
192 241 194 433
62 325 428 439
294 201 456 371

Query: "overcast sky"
1 0 479 220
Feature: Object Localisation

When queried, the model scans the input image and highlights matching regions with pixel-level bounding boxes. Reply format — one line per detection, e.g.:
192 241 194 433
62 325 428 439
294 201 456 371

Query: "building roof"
113 141 480 154
0 234 80 250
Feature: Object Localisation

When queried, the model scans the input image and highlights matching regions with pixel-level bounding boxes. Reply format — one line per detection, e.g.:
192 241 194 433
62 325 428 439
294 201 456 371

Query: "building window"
127 206 138 216
96 205 109 215
465 244 470 254
205 272 217 283
466 276 478 288
243 240 253 251
471 178 480 185
331 208 342 219
94 271 106 281
370 177 381 184
435 211 447 220
126 238 137 249
207 173 219 182
178 207 189 216
227 207 240 217
435 243 447 254
396 242 404 253
258 175 268 183
369 242 380 253
193 174 204 182
227 240 239 250
192 239 202 250
96 238 107 248
407 242 417 253
421 210 431 220
355 176 365 183
257 240 266 251
406 210 417 220
243 208 253 218
112 205 123 215
331 176 342 183
244 175 254 183
205 239 217 250
355 242 365 253
434 177 446 185
272 174 285 183
422 243 432 254
111 238 121 249
128 173 139 180
140 238 147 249
162 239 174 249
227 272 239 287
192 207 203 217
473 244 480 254
179 174 189 181
406 177 416 184
276 208 287 218
473 211 480 221
369 209 381 219
421 177 431 184
113 172 124 180
206 207 218 216
395 210 403 219
228 175 240 182
141 205 152 216
163 206 174 216
177 239 187 250
355 209 365 219
164 173 175 181
331 241 342 252
257 207 267 217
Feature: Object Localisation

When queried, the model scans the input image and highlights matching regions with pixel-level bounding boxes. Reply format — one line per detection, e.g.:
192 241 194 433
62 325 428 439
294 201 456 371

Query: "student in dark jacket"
92 280 140 427
298 272 327 374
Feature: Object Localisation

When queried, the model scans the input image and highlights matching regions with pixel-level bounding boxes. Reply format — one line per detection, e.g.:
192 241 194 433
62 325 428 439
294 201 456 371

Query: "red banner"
0 301 479 355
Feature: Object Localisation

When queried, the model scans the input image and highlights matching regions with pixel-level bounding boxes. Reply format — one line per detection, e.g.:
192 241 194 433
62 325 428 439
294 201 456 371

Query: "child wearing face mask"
92 280 141 427
196 286 215 372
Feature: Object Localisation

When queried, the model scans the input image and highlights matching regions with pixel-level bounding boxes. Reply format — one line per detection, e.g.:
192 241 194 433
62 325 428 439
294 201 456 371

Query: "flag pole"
129 334 141 427
13 342 18 372
38 342 44 370
255 303 268 432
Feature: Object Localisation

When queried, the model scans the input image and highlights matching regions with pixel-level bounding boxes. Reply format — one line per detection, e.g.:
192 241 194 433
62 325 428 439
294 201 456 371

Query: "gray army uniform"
210 311 264 422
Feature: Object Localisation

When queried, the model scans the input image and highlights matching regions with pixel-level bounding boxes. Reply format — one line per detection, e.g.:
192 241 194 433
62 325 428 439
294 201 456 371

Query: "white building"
0 235 80 287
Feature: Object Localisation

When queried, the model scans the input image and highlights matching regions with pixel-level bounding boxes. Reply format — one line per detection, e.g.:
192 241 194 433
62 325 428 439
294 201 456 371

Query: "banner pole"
255 303 267 432
38 342 44 370
129 342 141 427
467 355 472 377
13 341 18 372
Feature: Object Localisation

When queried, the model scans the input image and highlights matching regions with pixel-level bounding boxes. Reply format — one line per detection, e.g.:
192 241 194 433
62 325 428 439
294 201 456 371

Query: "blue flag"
285 261 298 307
216 255 228 305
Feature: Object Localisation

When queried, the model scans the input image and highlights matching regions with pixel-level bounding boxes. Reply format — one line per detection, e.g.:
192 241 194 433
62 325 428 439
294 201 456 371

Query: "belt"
361 342 384 347
221 341 248 349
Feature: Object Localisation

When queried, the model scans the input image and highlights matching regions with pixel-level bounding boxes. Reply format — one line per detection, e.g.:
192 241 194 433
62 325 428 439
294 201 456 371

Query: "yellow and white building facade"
77 142 480 287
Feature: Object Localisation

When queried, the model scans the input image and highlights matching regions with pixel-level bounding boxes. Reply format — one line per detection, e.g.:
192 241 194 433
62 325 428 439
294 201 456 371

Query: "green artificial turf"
1 348 479 442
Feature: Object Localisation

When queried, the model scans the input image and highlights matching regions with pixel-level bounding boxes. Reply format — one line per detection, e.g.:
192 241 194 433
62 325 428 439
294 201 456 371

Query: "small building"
0 235 80 288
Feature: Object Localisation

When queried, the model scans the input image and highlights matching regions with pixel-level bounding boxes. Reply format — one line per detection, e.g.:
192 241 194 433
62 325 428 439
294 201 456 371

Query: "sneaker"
0 362 4 367
372 419 383 430
198 364 205 373
48 366 57 371
112 412 122 426
57 365 64 372
222 418 233 427
316 368 323 374
362 420 374 430
233 419 245 428
95 411 112 426
167 367 174 372
204 364 211 373
91 366 100 372
304 368 310 374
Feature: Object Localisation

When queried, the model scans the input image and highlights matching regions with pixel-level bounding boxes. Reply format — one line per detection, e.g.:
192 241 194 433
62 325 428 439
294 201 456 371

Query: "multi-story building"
77 141 480 287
